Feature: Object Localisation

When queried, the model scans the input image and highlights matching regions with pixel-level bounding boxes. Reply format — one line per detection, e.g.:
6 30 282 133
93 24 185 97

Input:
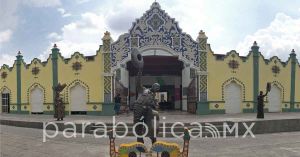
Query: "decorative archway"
224 81 242 114
0 86 11 94
29 85 44 113
110 2 199 71
268 83 283 112
222 77 246 101
27 83 46 105
69 83 87 112
65 79 90 103
269 81 285 100
107 2 201 112
66 80 89 113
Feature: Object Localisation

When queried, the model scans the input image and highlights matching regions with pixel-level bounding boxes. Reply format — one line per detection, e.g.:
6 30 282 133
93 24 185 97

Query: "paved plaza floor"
1 111 300 124
1 125 300 157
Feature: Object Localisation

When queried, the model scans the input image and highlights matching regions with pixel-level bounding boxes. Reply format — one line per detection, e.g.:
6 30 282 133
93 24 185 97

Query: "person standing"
257 83 271 119
257 91 266 118
114 94 121 115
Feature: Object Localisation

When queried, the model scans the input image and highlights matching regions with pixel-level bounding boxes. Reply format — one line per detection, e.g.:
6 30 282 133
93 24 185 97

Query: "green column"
290 49 296 111
16 51 23 113
51 44 59 106
251 41 260 112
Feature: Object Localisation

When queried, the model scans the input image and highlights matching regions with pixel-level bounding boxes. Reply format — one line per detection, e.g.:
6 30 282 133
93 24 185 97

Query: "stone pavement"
1 125 300 157
1 111 300 124
1 112 300 138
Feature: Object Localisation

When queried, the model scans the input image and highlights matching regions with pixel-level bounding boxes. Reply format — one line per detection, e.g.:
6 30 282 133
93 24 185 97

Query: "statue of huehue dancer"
53 83 67 121
131 48 160 144
257 82 271 119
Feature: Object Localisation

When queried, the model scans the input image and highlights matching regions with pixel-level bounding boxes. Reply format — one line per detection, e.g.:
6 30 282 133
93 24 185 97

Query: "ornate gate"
187 79 197 113
114 74 128 110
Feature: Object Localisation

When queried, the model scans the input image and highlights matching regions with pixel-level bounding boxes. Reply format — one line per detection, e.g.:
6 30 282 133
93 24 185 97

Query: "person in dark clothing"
114 94 121 115
257 90 269 119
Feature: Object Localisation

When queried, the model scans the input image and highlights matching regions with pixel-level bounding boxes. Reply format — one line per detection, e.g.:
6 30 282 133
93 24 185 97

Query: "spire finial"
53 43 57 48
104 31 110 36
151 0 160 8
291 49 295 53
197 30 207 39
102 31 112 41
253 41 258 46
17 51 21 56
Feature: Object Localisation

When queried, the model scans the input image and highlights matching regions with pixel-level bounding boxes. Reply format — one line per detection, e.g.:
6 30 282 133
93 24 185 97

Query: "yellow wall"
207 50 254 111
1 44 299 114
259 55 292 110
206 49 299 112
0 48 105 114
57 51 104 113
0 63 18 112
21 57 53 113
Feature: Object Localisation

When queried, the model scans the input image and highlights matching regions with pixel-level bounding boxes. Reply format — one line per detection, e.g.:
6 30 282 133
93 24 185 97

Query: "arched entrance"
109 2 200 113
1 88 10 113
268 85 281 112
30 87 44 113
70 84 87 114
126 53 185 111
224 82 242 114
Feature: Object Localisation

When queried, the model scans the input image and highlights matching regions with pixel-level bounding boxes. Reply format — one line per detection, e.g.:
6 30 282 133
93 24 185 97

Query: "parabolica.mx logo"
42 116 255 142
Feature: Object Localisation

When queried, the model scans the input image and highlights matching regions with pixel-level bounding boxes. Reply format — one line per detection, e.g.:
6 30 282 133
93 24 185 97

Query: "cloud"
162 0 206 39
0 0 62 64
105 0 152 34
42 0 156 59
22 0 61 7
0 1 19 31
44 0 207 59
41 12 107 59
0 0 62 32
38 0 300 64
104 0 207 39
0 29 13 43
0 54 15 67
76 0 90 4
47 32 62 40
236 13 300 61
57 8 71 18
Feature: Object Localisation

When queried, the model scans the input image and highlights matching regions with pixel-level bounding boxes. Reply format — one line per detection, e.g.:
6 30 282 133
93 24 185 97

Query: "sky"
1 0 300 66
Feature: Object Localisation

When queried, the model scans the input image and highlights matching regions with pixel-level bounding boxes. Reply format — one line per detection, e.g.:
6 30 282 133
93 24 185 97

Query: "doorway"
268 85 281 112
1 88 10 113
127 55 184 111
70 84 87 114
30 87 44 114
224 82 242 114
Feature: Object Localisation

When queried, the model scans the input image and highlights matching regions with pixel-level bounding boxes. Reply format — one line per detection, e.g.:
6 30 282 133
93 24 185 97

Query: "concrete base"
196 102 210 115
1 113 300 137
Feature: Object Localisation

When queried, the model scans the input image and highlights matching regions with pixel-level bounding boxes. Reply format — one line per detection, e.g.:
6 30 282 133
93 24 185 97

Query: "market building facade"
1 2 299 115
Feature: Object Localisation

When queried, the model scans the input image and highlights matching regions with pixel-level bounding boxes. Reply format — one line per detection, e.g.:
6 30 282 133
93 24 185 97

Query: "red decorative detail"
272 66 280 75
72 62 82 71
214 104 219 108
1 72 7 79
228 60 239 70
32 67 40 75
